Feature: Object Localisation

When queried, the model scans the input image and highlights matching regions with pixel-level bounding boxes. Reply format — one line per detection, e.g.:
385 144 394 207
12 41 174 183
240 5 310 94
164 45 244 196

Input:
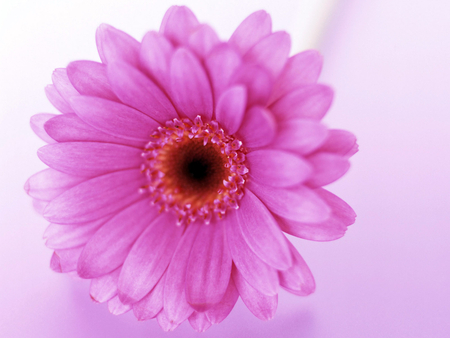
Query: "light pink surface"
1 0 450 337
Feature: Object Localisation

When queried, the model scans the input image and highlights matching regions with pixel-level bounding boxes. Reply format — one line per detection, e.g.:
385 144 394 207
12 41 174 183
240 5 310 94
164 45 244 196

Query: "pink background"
1 0 449 337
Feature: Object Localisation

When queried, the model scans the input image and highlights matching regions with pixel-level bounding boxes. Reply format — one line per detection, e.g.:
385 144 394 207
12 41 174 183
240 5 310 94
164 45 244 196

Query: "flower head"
26 6 357 332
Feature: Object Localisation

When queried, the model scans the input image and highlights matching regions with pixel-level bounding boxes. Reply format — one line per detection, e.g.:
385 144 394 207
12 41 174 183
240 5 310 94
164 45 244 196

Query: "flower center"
141 116 248 225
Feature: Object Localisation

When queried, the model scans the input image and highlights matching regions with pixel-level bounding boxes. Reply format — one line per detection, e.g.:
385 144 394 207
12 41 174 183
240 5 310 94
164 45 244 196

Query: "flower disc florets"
141 115 248 225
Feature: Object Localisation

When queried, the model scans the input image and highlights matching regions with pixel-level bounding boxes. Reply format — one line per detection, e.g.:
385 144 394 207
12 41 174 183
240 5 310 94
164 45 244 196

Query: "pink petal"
270 84 333 121
107 61 177 123
52 68 79 103
157 311 179 332
140 31 174 91
66 61 119 101
306 153 350 187
229 10 272 55
96 24 140 67
188 312 212 333
278 242 315 296
270 50 323 104
273 119 328 155
32 199 48 215
77 199 159 278
276 188 356 241
248 181 331 223
316 129 358 157
188 24 220 59
215 85 246 134
170 48 213 120
37 142 143 178
70 96 160 141
247 149 312 187
45 84 74 114
163 222 200 325
90 267 121 303
185 222 232 311
237 106 276 148
232 64 273 107
160 6 200 46
205 278 239 324
235 189 292 270
225 211 279 296
118 212 184 304
30 113 57 144
45 217 108 249
232 266 278 321
244 31 291 78
50 247 83 273
133 274 165 320
44 169 146 224
25 168 86 201
44 113 146 148
108 296 131 315
205 44 242 102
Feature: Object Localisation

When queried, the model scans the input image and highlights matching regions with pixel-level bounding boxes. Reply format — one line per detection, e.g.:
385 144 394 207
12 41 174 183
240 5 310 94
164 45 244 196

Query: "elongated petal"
164 222 200 325
205 44 242 102
236 189 292 270
108 296 131 315
317 129 358 157
232 64 273 107
237 106 276 148
70 96 159 141
45 84 74 114
77 199 159 278
232 266 278 321
271 84 333 120
44 169 146 224
205 278 239 324
160 6 200 46
276 188 356 241
170 48 213 120
244 31 291 78
157 311 179 332
107 61 177 123
118 212 183 304
140 31 174 90
273 119 328 155
50 247 83 273
25 168 86 201
279 242 315 296
67 60 119 101
229 10 272 55
188 312 212 332
306 153 350 187
247 150 312 187
225 211 279 296
133 274 165 320
44 113 146 148
38 142 142 178
215 85 246 134
270 50 323 103
52 68 79 102
45 217 109 249
188 24 220 59
30 113 57 144
186 222 232 311
90 267 121 303
96 24 140 66
248 181 331 223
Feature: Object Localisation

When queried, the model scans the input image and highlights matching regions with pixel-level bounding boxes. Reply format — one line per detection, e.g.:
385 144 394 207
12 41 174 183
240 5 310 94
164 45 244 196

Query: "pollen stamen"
141 115 248 225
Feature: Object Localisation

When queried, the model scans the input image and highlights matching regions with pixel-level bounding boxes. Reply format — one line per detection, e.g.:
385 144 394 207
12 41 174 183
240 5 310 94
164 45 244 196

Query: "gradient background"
1 0 449 337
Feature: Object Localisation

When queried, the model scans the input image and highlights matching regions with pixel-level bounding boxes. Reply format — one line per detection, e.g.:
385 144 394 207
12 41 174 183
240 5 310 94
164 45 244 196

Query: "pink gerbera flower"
25 6 357 332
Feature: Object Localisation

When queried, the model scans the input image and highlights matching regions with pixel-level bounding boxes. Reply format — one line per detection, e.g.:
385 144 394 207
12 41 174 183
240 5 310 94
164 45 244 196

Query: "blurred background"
1 0 449 337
